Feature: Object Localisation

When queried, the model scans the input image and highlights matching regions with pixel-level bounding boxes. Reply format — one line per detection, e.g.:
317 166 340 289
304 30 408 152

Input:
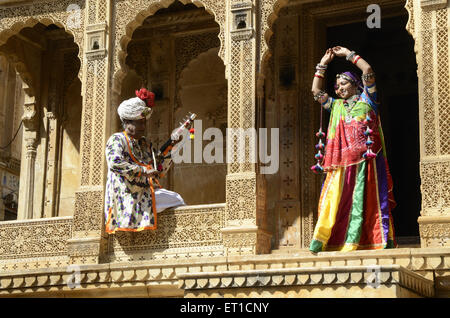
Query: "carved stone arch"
0 0 85 82
260 0 289 76
0 51 35 97
404 0 420 70
404 0 417 41
175 46 227 204
177 47 227 113
260 0 417 75
112 0 226 95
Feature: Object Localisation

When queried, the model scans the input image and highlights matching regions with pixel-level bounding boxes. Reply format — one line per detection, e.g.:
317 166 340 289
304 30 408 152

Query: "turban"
117 88 155 121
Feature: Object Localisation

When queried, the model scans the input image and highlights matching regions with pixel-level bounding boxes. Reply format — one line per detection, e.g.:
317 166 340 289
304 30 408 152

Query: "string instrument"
154 112 196 178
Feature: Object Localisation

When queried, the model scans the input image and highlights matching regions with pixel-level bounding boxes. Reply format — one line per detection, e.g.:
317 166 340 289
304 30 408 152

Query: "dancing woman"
310 46 396 253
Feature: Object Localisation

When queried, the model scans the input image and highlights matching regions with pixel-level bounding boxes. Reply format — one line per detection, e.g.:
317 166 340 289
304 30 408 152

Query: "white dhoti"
154 188 186 213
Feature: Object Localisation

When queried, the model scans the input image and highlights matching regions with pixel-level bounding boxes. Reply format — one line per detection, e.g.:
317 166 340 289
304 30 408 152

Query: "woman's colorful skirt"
309 153 396 253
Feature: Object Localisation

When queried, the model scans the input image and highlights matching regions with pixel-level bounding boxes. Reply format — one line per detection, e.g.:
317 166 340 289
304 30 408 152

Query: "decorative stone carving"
19 86 39 220
419 216 450 247
0 216 73 260
85 22 108 61
112 0 226 94
178 265 435 298
0 0 85 82
420 0 449 11
230 2 253 41
107 204 226 262
0 0 450 299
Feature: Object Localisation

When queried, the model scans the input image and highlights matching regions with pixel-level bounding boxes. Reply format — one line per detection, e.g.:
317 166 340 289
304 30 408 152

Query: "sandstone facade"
0 0 449 298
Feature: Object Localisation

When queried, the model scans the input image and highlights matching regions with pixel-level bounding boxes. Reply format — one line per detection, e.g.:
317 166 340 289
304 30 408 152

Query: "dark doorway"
325 13 420 243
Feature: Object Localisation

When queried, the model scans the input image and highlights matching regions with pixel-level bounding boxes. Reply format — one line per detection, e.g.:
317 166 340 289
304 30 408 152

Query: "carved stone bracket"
230 2 254 41
21 88 38 132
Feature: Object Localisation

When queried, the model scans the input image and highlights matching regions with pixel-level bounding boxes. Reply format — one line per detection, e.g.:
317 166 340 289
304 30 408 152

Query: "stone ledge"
1 248 448 296
177 265 435 298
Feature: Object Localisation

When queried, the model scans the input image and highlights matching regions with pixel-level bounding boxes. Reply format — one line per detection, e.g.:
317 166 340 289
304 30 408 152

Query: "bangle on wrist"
346 51 356 61
362 72 376 82
313 90 326 101
314 72 325 79
353 55 361 64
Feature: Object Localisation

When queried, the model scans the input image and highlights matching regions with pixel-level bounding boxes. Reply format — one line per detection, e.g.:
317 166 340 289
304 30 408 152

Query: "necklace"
343 95 359 123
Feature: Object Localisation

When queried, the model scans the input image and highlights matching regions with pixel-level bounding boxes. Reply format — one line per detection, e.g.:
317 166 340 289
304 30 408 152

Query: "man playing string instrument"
104 88 185 234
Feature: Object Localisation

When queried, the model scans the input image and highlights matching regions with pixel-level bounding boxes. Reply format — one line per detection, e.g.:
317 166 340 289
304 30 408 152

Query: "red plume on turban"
135 88 155 108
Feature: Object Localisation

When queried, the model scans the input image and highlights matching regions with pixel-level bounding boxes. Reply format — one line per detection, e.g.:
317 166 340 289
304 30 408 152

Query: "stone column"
222 1 271 255
18 87 39 220
42 47 64 219
67 0 111 264
410 0 450 247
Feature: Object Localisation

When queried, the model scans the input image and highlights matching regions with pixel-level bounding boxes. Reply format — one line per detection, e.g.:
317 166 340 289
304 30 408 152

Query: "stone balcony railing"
106 203 226 262
0 216 73 271
0 203 226 272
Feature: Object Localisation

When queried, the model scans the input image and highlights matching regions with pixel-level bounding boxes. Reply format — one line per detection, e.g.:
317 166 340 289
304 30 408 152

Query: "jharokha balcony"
1 0 450 299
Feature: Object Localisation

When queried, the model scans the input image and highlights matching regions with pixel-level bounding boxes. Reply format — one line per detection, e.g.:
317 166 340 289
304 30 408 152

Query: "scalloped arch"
112 0 225 94
260 0 289 75
0 51 35 96
259 0 414 75
177 47 225 110
404 0 418 48
0 17 82 96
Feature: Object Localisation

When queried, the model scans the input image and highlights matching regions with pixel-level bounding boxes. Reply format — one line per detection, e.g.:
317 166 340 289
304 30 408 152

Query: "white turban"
117 97 152 121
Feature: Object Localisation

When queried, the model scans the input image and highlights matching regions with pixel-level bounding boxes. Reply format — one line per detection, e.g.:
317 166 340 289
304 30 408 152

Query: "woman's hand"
332 46 351 57
320 48 335 65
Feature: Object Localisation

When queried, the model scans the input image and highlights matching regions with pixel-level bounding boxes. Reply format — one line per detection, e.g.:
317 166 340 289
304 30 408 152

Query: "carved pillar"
222 1 271 255
271 11 302 249
42 47 64 218
68 0 110 264
411 0 450 247
42 111 58 218
18 86 39 220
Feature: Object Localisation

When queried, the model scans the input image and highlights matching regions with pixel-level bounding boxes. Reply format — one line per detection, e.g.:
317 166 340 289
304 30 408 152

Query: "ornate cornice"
1 247 449 296
177 265 435 297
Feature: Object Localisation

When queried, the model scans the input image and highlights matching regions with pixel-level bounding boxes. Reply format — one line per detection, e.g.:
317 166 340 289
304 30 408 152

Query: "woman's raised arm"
332 46 375 86
312 48 335 105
